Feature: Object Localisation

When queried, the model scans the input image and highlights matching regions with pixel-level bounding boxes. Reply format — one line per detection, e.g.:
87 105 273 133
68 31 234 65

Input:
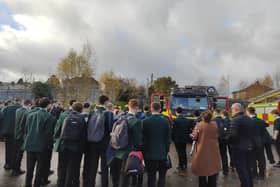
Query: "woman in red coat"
191 111 222 187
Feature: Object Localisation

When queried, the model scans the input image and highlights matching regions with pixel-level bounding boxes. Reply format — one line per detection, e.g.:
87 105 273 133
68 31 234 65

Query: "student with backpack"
142 102 171 187
57 102 87 187
23 97 56 187
83 95 113 187
110 99 143 187
214 109 229 176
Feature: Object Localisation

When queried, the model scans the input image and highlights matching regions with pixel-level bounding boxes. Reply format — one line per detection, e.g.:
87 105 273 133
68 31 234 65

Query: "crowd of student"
0 96 280 187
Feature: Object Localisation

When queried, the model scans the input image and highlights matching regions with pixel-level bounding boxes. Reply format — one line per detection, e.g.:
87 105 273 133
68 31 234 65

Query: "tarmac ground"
0 142 280 187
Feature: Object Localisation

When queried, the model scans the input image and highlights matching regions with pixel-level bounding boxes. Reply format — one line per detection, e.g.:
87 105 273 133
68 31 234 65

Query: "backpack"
60 112 84 141
87 110 106 142
110 116 130 149
124 151 145 175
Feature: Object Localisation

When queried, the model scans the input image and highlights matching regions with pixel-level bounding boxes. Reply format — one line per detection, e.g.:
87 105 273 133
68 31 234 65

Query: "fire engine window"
171 97 208 110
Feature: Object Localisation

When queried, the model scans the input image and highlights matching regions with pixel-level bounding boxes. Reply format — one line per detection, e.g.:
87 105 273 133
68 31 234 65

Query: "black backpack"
60 112 84 141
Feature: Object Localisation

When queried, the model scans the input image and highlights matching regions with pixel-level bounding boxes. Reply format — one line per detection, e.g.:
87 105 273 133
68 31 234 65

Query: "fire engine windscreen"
171 96 208 110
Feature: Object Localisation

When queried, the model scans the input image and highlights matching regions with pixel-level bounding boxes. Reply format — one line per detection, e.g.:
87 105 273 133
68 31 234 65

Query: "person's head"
39 97 51 110
271 109 280 117
128 99 139 113
176 107 183 116
201 110 213 123
151 102 161 114
213 109 221 117
231 103 243 116
106 102 114 112
23 99 32 109
83 102 90 113
72 102 83 113
99 95 109 106
193 110 201 117
143 104 150 113
14 98 21 104
246 107 256 116
221 110 229 118
69 99 77 109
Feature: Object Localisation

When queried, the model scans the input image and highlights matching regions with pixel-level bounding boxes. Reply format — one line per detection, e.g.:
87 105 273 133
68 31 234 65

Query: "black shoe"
273 163 280 168
257 175 265 180
223 171 229 176
4 165 12 170
11 170 25 177
48 170 54 176
270 160 276 164
41 180 51 186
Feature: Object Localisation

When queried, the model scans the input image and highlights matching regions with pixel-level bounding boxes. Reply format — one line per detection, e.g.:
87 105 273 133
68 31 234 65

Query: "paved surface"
0 142 280 187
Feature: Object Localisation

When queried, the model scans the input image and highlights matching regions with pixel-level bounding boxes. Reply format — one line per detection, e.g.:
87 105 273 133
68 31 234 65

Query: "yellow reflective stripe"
256 113 263 119
249 103 278 108
268 114 275 122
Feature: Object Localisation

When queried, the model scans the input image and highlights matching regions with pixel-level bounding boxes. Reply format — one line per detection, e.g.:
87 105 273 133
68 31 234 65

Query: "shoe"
49 170 54 176
178 170 187 177
273 163 280 168
270 160 276 164
11 170 25 177
4 165 12 170
41 180 51 186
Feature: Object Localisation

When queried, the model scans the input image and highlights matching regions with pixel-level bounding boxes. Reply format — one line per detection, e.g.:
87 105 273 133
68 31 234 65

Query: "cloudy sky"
1 0 280 90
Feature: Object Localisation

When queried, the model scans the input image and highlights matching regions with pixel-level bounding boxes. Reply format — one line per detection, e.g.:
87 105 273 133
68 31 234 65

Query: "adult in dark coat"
271 109 280 168
172 107 193 175
0 98 21 170
228 103 254 187
246 107 267 180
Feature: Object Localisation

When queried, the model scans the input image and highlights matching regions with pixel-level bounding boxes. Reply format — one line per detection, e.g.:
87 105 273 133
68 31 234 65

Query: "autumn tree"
152 76 177 94
99 70 121 101
260 74 274 88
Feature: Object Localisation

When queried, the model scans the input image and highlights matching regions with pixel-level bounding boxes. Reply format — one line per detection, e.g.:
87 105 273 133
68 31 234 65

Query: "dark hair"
271 109 280 116
222 110 229 117
214 109 221 114
34 98 40 107
83 102 90 109
193 110 201 117
24 99 32 106
69 99 77 106
176 107 183 114
143 104 150 112
246 107 255 114
129 99 139 108
99 95 109 105
73 102 83 113
14 98 21 103
39 97 50 108
201 111 212 123
151 102 161 112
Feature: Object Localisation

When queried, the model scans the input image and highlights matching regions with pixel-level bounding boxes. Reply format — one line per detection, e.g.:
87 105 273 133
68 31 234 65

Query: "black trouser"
264 142 275 163
42 147 53 181
57 150 82 187
25 151 45 187
12 139 24 172
83 142 108 187
233 149 253 187
4 135 15 169
275 138 280 162
219 140 229 174
146 160 167 187
198 174 217 187
228 144 234 168
110 158 143 187
174 143 187 170
250 146 266 178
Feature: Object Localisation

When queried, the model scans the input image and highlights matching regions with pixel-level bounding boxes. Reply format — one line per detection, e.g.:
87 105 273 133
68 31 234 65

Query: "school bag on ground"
87 109 106 142
60 112 84 141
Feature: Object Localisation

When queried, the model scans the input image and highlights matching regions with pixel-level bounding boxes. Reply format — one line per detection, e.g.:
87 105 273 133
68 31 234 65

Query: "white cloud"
1 0 280 91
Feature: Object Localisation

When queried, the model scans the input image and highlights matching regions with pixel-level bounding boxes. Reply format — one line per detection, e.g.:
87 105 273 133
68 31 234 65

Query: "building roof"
232 81 272 94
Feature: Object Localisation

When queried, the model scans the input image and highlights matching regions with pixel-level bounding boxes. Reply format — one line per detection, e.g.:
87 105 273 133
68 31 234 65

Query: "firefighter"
246 107 266 180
